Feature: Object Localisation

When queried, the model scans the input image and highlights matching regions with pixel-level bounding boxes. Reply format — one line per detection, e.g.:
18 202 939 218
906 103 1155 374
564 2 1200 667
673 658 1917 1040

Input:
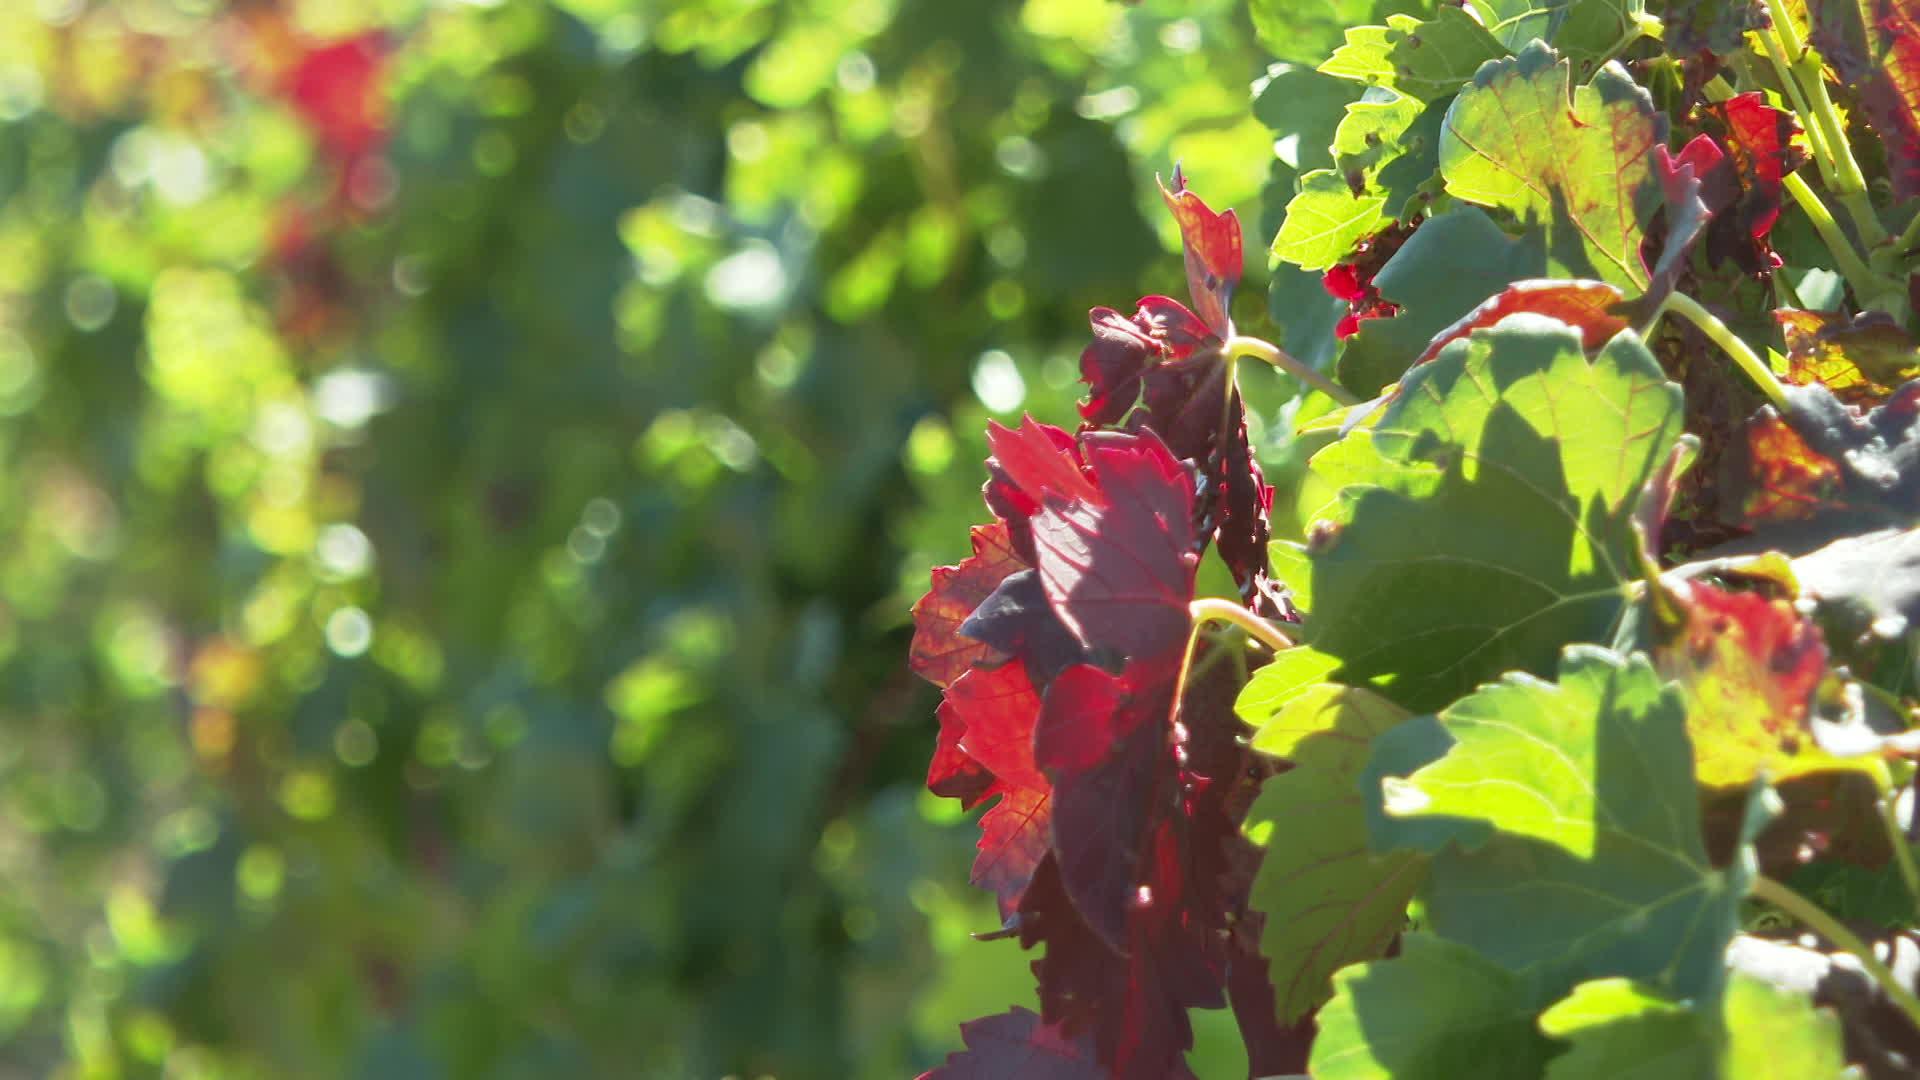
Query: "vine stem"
1881 792 1920 920
1897 205 1920 259
1225 335 1360 406
1188 598 1293 652
1757 0 1887 245
1751 874 1920 1031
1658 292 1791 411
1169 599 1294 734
1782 173 1897 302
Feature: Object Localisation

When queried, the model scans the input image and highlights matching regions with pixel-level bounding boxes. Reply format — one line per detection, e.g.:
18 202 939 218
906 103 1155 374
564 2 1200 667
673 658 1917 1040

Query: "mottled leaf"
1653 579 1867 788
1439 43 1666 290
1776 309 1920 406
1807 0 1920 200
1415 279 1628 364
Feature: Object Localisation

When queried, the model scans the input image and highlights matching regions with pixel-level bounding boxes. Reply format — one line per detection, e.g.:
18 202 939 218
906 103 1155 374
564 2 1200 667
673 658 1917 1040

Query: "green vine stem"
1782 173 1901 303
1188 598 1293 653
1897 205 1920 260
1757 0 1888 247
1751 874 1920 1031
1659 292 1791 411
1170 598 1294 735
1881 793 1920 920
1226 335 1361 406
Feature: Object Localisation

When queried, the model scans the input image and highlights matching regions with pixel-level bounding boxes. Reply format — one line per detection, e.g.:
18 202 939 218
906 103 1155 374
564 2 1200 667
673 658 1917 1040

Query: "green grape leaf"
1468 0 1646 66
1308 933 1560 1080
1537 974 1852 1079
1439 43 1666 290
1239 683 1424 1023
1273 88 1448 271
1537 979 1708 1078
1717 973 1854 1078
1306 316 1683 712
1320 9 1512 103
1250 0 1427 66
1368 647 1765 1002
1273 170 1391 270
1334 206 1548 396
1548 0 1650 71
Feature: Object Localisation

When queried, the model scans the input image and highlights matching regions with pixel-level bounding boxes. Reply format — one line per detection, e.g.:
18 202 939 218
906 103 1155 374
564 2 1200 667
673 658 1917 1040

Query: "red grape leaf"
1077 299 1283 619
1415 279 1629 365
910 522 1023 687
946 662 1053 918
986 418 1101 564
917 1007 1106 1080
1654 579 1851 788
1080 298 1225 463
1808 0 1920 200
1035 663 1167 949
1032 430 1198 663
958 569 1088 685
1775 309 1920 406
1698 94 1806 272
283 34 389 163
1159 166 1242 336
929 701 994 808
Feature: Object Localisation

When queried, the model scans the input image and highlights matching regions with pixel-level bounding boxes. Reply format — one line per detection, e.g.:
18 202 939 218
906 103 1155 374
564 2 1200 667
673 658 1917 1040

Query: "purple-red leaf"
917 1008 1106 1080
1033 430 1198 663
912 522 1023 687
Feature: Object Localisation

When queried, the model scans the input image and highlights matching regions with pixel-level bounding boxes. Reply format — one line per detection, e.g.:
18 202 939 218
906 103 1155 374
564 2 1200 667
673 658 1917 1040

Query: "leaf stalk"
1225 335 1360 406
1658 292 1790 411
1751 874 1920 1032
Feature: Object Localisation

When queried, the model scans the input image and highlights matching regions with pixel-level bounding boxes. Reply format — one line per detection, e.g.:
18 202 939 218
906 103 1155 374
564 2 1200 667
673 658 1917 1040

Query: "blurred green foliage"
0 0 1346 1075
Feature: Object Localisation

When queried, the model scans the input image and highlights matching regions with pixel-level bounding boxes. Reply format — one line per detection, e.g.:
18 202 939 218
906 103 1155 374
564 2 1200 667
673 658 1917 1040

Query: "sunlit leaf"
1439 43 1665 290
1306 317 1683 712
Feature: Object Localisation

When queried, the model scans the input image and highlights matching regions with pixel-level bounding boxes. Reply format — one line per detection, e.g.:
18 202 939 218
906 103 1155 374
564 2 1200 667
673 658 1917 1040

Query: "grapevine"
912 2 1920 1076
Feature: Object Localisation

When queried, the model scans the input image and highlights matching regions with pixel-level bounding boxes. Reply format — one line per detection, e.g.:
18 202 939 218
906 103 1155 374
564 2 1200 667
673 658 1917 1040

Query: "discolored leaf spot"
1653 578 1867 789
1775 309 1920 407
